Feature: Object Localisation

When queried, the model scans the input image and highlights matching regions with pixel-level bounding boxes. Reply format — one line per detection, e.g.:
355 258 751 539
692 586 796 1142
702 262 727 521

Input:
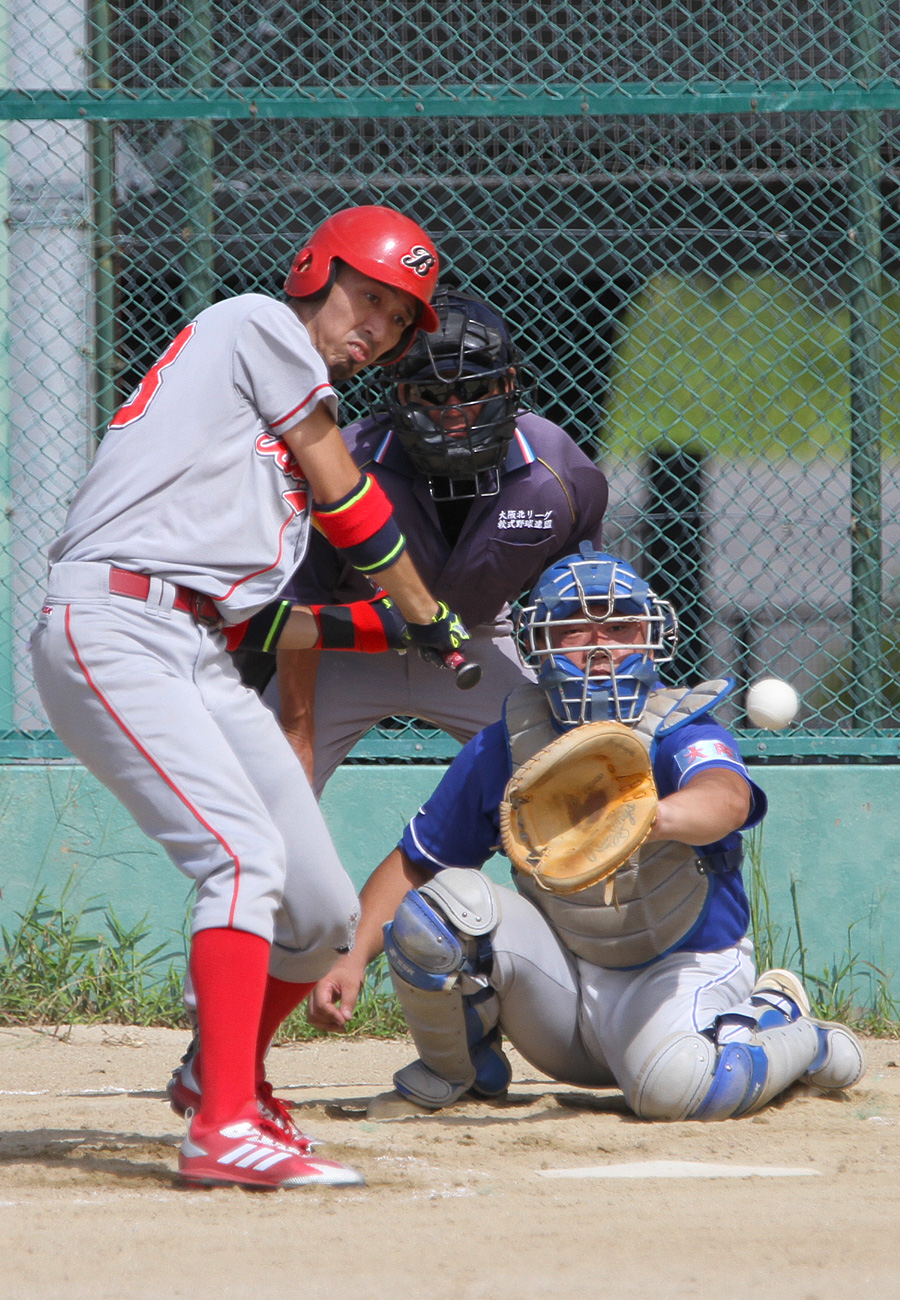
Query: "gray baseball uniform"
281 410 608 796
31 295 360 979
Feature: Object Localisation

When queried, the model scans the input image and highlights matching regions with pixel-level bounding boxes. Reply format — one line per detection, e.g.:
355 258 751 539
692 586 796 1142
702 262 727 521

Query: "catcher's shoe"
366 1073 512 1121
366 1089 435 1121
752 968 866 1091
178 1114 365 1190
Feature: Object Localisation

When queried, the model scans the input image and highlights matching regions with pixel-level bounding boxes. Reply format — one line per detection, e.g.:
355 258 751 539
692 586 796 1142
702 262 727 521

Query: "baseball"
745 678 799 730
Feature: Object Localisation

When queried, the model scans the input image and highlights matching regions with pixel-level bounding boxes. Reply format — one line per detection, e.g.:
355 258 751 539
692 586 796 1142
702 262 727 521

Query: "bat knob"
454 660 483 691
442 650 483 690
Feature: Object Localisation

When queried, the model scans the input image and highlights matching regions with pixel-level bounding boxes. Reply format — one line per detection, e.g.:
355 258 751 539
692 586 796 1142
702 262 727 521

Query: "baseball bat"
442 649 483 690
356 568 481 689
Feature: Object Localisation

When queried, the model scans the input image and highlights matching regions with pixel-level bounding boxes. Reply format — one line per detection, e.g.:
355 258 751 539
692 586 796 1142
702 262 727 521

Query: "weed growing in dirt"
745 825 900 1035
2 847 898 1036
0 891 187 1027
0 890 405 1036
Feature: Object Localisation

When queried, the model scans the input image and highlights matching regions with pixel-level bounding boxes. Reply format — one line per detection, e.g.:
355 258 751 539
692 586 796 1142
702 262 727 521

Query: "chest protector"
503 679 734 969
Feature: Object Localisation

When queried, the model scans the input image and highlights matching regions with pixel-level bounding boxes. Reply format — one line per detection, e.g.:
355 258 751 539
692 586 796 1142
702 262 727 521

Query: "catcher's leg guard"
632 1032 719 1121
634 1009 827 1121
384 870 511 1110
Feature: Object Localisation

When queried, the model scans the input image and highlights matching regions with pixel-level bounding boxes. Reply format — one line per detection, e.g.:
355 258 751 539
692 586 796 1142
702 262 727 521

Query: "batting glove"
402 601 470 664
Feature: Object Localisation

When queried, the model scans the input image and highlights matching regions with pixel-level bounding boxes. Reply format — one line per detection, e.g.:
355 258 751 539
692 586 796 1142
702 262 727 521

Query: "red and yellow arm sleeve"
312 473 406 575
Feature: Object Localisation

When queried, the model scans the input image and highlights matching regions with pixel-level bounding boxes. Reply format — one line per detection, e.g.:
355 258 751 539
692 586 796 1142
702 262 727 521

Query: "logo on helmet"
401 247 438 277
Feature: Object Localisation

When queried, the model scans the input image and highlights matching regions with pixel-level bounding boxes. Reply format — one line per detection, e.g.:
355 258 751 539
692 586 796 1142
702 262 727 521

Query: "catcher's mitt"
499 720 658 895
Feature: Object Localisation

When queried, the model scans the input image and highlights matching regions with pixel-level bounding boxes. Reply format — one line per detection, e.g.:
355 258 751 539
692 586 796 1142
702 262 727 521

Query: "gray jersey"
50 294 337 620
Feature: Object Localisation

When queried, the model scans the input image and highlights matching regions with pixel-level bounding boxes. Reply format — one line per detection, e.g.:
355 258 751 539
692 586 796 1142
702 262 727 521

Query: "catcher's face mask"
517 548 678 727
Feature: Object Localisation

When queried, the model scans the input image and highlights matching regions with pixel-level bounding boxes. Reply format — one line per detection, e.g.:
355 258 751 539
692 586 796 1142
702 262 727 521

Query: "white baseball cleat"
178 1114 365 1190
752 968 866 1091
751 967 812 1015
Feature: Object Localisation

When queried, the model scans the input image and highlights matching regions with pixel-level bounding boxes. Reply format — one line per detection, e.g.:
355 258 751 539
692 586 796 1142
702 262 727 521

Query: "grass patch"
0 891 188 1028
745 825 900 1035
2 847 898 1037
0 889 406 1037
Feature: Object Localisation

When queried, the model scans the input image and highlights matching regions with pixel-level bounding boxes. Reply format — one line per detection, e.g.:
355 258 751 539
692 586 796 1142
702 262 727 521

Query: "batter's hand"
307 958 366 1032
402 601 470 665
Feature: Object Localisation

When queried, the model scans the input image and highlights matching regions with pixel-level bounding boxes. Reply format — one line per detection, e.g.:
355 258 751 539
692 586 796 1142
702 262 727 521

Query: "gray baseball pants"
266 621 533 798
485 886 755 1107
30 561 359 983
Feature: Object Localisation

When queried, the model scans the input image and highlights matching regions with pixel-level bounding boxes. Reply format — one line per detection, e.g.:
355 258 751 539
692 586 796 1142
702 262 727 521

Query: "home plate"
537 1161 820 1180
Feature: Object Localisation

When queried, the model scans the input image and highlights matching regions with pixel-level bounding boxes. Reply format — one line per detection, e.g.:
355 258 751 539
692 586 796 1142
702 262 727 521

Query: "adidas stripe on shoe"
178 1116 365 1190
167 1042 320 1150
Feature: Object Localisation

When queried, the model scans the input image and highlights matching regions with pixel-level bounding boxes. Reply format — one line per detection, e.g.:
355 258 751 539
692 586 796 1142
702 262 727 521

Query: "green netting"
2 0 898 759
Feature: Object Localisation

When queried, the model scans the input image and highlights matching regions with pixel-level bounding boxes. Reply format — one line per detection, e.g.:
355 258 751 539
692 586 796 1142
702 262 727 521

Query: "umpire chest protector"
502 681 733 969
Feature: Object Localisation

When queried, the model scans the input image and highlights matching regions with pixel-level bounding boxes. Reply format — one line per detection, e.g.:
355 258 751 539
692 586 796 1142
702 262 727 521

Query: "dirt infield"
1 1024 899 1300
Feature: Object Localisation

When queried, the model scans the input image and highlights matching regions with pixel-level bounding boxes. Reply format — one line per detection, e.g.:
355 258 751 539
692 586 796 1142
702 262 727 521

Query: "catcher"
308 547 866 1121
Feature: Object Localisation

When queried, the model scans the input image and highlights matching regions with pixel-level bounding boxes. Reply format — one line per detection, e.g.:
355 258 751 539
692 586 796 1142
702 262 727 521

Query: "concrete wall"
0 762 897 1008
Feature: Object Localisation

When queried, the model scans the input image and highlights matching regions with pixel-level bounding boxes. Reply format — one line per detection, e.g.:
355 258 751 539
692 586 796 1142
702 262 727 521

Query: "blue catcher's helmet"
516 544 678 728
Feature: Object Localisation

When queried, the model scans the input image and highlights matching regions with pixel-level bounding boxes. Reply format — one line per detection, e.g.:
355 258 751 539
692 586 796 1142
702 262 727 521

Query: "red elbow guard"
313 473 393 547
313 474 406 574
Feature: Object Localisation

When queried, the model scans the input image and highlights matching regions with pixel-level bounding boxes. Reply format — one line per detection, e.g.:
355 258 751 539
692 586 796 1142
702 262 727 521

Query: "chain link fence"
2 0 898 760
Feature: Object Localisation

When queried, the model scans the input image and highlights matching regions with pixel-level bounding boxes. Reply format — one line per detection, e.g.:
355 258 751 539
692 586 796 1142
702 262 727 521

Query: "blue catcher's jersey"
399 713 767 960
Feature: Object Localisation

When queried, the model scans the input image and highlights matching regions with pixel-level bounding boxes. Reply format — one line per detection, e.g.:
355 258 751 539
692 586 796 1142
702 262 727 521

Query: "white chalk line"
0 1087 160 1097
537 1160 820 1180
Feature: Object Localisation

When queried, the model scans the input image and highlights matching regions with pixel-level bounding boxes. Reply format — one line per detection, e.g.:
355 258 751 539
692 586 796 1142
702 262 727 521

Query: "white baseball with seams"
745 678 799 730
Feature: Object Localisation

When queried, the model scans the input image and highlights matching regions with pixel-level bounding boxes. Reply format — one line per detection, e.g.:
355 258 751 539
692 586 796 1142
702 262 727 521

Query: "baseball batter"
309 548 866 1122
267 289 608 794
30 206 471 1189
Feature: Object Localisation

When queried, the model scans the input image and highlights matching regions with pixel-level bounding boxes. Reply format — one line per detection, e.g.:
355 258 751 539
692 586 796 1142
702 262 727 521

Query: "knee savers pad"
384 869 500 994
384 891 465 993
419 868 500 937
632 1033 769 1121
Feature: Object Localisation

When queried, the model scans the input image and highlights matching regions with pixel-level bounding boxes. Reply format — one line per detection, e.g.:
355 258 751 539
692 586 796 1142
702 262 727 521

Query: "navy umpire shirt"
288 410 609 629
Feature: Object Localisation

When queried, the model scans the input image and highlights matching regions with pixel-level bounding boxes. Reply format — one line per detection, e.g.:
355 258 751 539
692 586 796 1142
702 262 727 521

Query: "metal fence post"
179 0 215 321
0 9 11 727
86 0 117 442
846 0 886 727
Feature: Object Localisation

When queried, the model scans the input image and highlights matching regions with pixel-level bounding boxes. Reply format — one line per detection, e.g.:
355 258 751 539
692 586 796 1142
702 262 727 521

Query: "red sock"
255 978 315 1084
189 927 270 1131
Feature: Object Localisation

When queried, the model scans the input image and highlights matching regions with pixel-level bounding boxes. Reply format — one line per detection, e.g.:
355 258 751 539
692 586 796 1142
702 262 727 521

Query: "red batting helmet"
284 205 440 363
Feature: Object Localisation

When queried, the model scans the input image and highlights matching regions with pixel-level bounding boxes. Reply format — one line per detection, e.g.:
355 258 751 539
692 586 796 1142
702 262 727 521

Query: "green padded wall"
0 762 896 1009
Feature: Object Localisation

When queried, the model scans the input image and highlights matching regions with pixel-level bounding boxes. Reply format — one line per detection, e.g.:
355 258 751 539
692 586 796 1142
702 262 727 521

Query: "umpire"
269 288 609 793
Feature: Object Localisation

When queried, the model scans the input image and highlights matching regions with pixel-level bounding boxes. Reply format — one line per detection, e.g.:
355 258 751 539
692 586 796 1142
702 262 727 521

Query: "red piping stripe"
64 606 243 927
269 382 335 428
218 510 295 601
